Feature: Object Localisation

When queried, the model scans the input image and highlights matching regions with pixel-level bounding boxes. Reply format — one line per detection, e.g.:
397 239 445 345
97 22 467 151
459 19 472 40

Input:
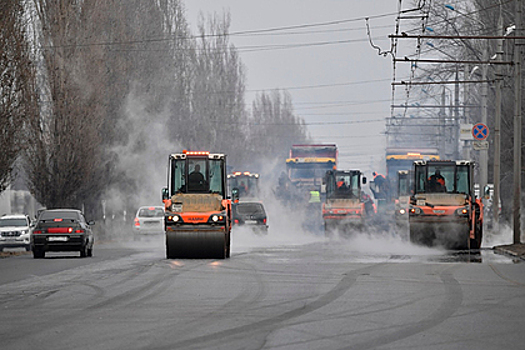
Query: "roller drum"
166 230 227 259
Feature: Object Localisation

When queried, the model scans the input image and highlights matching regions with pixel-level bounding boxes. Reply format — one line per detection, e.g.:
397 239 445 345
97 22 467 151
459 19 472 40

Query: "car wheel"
80 244 88 258
33 249 45 259
25 245 31 252
87 246 93 257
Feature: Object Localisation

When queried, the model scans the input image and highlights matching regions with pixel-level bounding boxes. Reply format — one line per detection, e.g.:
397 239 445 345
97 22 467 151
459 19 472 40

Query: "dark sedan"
232 201 268 234
31 209 95 259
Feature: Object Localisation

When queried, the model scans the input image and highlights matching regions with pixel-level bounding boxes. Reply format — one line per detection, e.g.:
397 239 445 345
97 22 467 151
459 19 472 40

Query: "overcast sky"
184 0 403 174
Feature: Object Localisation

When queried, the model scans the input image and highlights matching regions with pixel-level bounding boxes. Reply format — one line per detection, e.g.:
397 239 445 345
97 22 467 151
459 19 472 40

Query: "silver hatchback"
133 206 165 239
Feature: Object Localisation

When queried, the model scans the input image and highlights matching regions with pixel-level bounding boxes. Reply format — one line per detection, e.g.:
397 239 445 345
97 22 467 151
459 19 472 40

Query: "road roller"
162 151 231 259
408 160 483 250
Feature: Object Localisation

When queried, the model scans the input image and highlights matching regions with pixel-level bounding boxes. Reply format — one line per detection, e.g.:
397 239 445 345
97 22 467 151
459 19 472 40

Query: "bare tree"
23 0 105 209
0 1 36 193
10 1 309 215
23 1 189 211
249 90 310 166
186 12 248 165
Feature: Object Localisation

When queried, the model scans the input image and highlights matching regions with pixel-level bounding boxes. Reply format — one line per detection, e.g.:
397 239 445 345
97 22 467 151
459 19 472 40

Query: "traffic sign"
472 123 489 140
460 124 474 140
473 140 489 150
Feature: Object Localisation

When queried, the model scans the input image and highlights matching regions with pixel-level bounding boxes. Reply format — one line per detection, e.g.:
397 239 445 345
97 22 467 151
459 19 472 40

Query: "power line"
246 78 394 93
238 24 394 37
99 36 387 54
233 119 385 126
295 100 391 110
306 119 384 125
40 11 401 50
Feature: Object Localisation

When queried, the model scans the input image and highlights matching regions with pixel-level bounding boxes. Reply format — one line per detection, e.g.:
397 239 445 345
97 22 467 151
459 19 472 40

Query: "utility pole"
514 0 522 244
464 64 471 160
480 50 489 198
494 10 503 227
440 87 447 158
454 66 460 160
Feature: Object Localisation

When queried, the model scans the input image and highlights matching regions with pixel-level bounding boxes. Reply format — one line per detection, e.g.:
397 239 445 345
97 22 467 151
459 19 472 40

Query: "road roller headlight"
409 206 422 215
455 207 469 216
166 215 182 224
209 214 225 224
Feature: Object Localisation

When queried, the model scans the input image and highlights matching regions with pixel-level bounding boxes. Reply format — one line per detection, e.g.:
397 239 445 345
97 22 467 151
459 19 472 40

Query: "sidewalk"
494 243 525 261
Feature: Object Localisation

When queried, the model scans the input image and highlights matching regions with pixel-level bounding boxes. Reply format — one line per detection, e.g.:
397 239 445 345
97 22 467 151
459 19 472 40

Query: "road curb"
0 251 31 259
493 245 525 261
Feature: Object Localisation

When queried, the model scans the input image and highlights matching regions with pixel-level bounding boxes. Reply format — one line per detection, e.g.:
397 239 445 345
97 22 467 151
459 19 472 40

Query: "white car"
0 214 32 252
133 206 165 239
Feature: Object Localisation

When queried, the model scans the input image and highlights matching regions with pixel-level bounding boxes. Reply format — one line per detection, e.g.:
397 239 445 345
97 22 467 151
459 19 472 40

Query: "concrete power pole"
440 88 447 158
455 67 460 160
493 10 503 227
514 0 522 244
480 50 489 199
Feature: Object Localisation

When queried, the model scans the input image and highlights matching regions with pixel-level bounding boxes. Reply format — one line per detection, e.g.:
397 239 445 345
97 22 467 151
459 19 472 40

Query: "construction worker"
309 188 321 203
361 191 376 216
188 164 205 190
372 172 386 188
428 169 446 192
336 177 347 190
239 180 248 196
371 171 386 199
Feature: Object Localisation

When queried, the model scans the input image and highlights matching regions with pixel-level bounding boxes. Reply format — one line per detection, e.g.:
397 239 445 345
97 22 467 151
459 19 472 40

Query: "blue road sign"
472 123 489 140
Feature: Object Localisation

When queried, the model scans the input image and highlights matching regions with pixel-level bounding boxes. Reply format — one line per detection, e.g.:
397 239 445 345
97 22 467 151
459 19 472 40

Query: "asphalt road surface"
0 228 524 350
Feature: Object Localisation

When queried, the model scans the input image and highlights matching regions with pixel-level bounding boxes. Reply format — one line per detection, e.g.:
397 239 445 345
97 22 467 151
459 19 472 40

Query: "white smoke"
483 222 515 248
100 91 182 241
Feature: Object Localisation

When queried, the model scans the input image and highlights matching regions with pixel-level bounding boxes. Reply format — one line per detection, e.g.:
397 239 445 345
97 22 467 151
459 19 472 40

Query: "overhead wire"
389 0 513 142
39 10 401 50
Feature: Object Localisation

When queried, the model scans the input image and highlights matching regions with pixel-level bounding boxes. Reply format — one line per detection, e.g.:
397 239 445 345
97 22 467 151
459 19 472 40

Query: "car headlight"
399 209 406 215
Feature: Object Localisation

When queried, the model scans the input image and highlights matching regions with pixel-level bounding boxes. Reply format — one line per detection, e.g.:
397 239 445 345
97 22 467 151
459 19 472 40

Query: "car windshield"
236 203 265 216
0 218 27 227
415 164 470 194
171 157 224 195
138 208 164 217
326 172 360 198
290 165 332 180
39 211 79 221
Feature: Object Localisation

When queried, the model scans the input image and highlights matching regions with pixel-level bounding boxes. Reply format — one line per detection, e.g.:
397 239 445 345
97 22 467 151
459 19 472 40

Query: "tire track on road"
339 264 463 350
151 263 384 350
489 263 525 287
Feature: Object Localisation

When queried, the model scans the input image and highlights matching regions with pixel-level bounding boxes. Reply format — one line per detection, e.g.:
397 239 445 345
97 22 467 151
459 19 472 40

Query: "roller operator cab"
322 170 371 237
408 160 483 250
162 151 231 259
